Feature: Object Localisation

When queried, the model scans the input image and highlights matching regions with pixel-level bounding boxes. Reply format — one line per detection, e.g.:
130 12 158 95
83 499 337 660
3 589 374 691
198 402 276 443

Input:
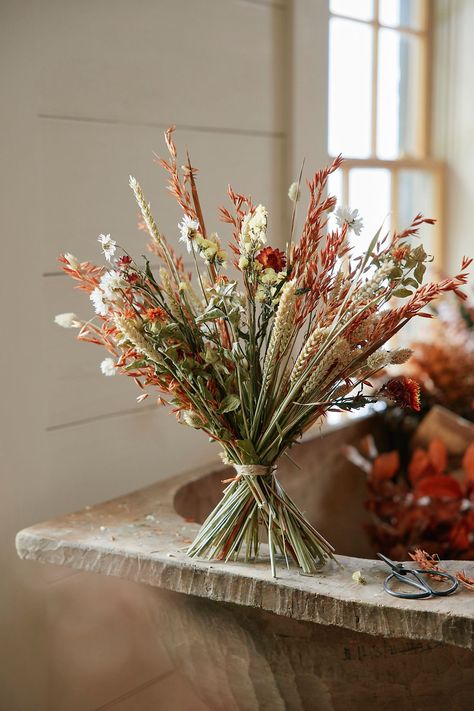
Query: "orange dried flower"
392 245 410 262
145 307 167 322
256 246 286 272
381 376 421 411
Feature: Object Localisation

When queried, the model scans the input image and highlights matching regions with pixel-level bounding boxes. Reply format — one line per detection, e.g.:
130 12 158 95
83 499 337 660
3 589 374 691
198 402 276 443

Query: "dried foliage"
346 436 474 561
409 549 474 591
406 295 474 420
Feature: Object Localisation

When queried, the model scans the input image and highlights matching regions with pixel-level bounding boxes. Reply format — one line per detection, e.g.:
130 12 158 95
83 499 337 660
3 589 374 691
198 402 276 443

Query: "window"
328 0 443 264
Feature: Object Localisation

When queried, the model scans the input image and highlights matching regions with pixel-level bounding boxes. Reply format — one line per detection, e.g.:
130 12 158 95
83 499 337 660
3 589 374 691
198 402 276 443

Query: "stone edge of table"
16 459 474 651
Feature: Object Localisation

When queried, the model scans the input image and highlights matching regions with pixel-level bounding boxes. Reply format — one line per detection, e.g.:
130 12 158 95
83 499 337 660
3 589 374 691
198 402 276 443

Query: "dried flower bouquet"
56 127 470 576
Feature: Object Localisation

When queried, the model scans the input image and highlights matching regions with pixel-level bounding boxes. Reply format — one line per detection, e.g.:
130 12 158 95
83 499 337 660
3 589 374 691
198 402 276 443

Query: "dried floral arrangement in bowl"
345 432 474 562
406 295 474 421
55 126 471 576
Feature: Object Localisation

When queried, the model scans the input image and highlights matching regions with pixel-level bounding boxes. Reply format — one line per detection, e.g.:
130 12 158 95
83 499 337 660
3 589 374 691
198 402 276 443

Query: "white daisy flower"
335 206 364 236
100 357 116 376
90 287 108 316
288 182 300 202
98 233 117 261
178 215 200 253
54 312 79 328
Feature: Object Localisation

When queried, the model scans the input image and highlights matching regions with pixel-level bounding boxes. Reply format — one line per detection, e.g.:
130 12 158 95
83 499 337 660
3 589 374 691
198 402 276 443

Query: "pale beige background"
0 1 471 709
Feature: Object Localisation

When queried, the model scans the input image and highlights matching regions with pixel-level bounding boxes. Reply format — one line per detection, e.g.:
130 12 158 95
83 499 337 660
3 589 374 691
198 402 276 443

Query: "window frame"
328 0 444 264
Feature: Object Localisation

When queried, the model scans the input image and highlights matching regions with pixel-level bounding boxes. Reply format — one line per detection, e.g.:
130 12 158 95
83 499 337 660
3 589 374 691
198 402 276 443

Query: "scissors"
377 553 459 599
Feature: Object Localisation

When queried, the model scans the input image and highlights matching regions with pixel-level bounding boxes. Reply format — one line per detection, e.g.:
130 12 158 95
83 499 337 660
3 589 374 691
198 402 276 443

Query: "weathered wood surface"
16 416 474 652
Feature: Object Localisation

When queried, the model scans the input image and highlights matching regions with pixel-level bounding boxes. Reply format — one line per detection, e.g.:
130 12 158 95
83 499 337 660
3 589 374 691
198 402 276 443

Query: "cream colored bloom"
54 312 79 328
367 349 391 371
100 357 116 376
260 268 278 285
239 204 268 253
390 347 413 365
99 270 128 299
288 182 300 202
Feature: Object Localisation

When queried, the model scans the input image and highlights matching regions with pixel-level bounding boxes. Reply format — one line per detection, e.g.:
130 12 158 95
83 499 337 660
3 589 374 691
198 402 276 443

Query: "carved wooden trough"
16 414 474 709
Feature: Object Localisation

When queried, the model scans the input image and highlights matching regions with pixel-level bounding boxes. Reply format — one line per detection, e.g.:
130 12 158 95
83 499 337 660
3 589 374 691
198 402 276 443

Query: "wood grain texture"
17 419 474 652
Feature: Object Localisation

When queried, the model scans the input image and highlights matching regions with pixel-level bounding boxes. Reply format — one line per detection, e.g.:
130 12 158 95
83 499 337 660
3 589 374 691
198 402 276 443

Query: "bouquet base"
187 466 335 577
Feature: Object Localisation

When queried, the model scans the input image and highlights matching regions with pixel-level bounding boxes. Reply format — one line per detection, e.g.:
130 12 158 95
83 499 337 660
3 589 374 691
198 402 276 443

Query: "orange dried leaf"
455 570 474 591
462 442 474 482
408 448 434 484
372 451 400 480
409 549 440 571
449 521 470 551
428 438 448 474
414 475 463 500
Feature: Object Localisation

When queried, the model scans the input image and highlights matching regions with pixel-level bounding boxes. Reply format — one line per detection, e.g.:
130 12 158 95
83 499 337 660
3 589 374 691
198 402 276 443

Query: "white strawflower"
64 253 81 270
288 182 300 202
178 215 200 253
90 287 108 316
240 204 268 253
99 270 127 299
98 233 117 262
100 357 116 376
335 206 364 236
54 312 79 328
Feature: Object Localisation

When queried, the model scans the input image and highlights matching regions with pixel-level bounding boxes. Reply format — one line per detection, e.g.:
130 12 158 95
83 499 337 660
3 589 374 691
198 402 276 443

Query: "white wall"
0 1 329 709
433 0 474 278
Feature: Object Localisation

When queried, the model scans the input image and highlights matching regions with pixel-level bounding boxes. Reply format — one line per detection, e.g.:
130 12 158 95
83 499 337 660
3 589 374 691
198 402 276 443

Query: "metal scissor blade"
377 553 404 572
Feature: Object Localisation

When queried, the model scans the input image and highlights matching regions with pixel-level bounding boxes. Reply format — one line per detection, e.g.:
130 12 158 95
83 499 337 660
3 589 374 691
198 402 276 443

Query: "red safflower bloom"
117 255 133 268
381 376 421 411
256 246 286 272
125 272 139 284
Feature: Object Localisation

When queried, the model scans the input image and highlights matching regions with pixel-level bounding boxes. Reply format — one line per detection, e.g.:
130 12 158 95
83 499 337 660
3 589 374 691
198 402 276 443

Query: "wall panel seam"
47 404 157 433
238 0 286 9
37 113 286 140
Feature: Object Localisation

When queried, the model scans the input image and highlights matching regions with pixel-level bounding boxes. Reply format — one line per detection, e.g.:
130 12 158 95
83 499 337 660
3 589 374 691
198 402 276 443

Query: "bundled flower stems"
56 126 471 576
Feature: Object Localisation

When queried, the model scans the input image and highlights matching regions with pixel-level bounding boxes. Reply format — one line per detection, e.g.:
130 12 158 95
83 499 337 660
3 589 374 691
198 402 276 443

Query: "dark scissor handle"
377 553 459 599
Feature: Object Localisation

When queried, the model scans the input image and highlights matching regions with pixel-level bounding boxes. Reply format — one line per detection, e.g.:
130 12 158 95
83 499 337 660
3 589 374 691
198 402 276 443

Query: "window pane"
330 0 374 21
379 0 424 30
377 28 423 159
398 169 436 259
328 18 373 158
348 168 391 253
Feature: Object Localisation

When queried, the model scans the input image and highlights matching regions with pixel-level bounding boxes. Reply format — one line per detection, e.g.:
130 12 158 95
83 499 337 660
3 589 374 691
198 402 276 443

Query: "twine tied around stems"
221 464 276 483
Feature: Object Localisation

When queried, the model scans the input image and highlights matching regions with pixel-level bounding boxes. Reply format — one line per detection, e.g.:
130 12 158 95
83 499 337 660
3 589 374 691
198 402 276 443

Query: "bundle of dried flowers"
56 127 470 576
346 436 474 561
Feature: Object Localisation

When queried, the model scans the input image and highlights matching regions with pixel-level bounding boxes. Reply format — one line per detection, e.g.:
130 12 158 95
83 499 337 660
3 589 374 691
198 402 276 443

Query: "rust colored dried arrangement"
407 296 474 420
345 436 474 561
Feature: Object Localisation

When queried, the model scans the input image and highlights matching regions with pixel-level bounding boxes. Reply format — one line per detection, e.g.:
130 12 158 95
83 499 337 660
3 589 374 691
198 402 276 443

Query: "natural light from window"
327 0 442 264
